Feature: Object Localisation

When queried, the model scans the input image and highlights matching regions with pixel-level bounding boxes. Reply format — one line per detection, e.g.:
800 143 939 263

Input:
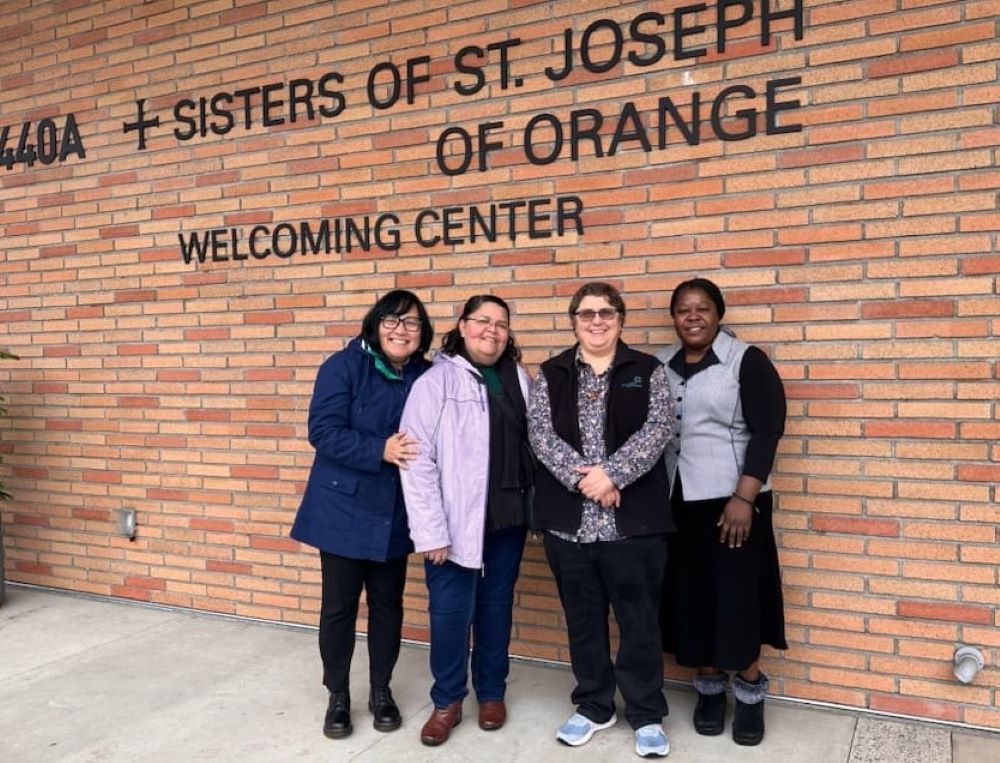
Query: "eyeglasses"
464 315 510 332
380 315 422 332
573 308 619 322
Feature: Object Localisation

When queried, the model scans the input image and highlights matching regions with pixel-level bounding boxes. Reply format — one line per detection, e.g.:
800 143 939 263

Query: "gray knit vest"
657 331 772 501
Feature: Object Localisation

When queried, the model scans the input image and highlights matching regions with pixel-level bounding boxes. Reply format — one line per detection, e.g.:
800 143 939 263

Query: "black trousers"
319 551 408 693
544 533 669 730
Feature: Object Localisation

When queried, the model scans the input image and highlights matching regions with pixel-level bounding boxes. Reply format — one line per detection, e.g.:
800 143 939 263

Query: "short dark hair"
669 277 726 319
441 294 522 363
567 282 626 323
361 289 433 355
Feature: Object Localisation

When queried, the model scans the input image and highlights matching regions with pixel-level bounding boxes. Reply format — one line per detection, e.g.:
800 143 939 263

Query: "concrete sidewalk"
0 586 995 762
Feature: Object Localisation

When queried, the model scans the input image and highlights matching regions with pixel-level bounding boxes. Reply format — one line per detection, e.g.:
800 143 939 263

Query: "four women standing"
295 279 786 750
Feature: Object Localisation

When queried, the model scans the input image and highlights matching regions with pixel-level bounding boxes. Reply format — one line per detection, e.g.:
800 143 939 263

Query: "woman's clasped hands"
575 464 621 508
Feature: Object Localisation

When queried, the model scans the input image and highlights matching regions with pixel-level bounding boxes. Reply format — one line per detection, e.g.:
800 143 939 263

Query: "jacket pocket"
329 475 359 495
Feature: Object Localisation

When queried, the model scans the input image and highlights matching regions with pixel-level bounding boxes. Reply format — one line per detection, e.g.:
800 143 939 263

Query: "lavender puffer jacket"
400 352 531 569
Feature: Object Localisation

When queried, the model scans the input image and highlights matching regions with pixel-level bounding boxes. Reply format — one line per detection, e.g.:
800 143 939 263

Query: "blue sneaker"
634 724 670 757
556 712 617 746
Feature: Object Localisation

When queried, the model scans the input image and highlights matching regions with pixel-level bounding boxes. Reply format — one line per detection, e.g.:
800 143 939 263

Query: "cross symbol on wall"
123 99 161 150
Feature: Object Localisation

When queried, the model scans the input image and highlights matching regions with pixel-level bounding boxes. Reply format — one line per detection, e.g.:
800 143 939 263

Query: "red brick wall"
1 0 997 730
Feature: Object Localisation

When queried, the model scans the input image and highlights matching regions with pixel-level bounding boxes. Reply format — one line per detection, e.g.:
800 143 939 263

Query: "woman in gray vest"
658 278 787 747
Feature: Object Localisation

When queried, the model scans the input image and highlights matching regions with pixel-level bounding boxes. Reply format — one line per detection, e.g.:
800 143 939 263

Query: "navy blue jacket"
291 338 430 560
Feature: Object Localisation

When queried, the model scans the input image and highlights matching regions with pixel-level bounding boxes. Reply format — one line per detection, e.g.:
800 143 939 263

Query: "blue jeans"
424 525 527 708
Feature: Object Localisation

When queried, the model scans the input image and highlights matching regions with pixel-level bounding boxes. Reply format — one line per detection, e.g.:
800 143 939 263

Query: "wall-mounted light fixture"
953 645 984 684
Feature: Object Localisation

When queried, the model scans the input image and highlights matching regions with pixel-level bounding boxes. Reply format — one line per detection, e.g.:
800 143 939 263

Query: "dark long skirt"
661 486 787 670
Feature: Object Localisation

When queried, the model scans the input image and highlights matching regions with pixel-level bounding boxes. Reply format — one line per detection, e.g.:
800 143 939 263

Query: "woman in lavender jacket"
400 295 533 747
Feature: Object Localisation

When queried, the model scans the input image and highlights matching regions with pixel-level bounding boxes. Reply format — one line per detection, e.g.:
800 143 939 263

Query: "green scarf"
475 362 503 396
361 340 403 381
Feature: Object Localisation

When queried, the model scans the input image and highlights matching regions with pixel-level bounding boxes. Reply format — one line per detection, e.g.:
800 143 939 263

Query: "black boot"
369 685 402 732
692 672 727 736
324 690 352 739
732 673 768 746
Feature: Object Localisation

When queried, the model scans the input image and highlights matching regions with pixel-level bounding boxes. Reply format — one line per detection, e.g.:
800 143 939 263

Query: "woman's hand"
383 431 419 468
576 465 620 508
599 487 621 509
424 547 449 565
717 497 753 549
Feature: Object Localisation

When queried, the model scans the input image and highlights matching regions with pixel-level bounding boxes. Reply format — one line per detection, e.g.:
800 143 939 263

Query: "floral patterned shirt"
528 352 675 542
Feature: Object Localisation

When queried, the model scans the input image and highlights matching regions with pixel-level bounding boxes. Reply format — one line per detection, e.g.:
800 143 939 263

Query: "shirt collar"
668 344 721 378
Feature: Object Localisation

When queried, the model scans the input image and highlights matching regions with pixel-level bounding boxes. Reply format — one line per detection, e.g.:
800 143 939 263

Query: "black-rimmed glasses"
381 315 422 332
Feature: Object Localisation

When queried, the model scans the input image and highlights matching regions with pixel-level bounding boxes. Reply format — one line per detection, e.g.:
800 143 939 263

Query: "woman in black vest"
528 282 675 759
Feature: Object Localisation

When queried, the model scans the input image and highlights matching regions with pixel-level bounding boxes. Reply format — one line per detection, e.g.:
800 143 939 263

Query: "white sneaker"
635 724 670 757
556 712 617 746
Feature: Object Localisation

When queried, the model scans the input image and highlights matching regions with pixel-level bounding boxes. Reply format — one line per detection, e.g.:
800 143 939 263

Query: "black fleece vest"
532 342 674 536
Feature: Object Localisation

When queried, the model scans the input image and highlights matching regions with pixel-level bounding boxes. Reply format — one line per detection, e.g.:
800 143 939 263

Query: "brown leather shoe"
420 701 462 746
478 699 506 730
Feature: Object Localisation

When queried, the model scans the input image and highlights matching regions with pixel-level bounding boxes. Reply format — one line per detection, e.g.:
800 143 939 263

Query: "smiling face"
573 295 622 359
459 301 510 367
378 306 422 367
672 287 721 359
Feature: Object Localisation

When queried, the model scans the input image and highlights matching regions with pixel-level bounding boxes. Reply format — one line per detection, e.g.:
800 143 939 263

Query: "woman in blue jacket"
292 290 432 740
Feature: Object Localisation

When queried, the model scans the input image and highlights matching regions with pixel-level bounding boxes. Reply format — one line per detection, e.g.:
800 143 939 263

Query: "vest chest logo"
620 375 644 389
